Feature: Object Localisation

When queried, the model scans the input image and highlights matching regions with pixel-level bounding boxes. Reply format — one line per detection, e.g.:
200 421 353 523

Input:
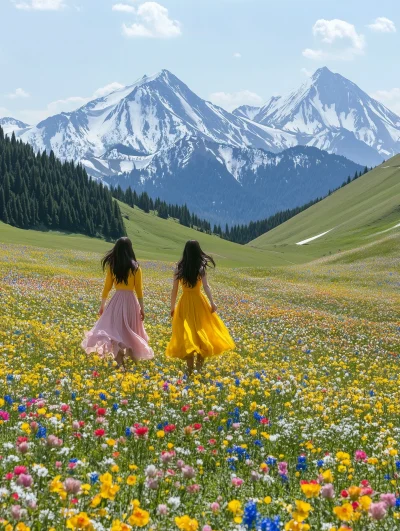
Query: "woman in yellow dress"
166 240 235 375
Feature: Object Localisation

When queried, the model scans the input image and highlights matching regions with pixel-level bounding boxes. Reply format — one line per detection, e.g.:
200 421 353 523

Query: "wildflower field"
0 242 399 531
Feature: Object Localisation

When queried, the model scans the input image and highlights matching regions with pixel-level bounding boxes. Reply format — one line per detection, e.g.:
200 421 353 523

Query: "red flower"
92 371 100 378
208 439 217 446
61 404 70 413
181 405 190 412
192 423 202 431
341 490 349 498
94 429 105 438
5 473 13 480
12 493 19 500
97 408 106 416
164 424 176 433
197 445 205 453
260 418 269 425
134 427 149 437
71 498 79 504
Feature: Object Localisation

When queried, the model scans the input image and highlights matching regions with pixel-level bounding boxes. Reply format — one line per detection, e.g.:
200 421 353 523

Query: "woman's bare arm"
202 272 217 313
170 271 180 317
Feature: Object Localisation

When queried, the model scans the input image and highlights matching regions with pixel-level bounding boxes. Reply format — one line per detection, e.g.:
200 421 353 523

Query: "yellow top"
102 266 143 299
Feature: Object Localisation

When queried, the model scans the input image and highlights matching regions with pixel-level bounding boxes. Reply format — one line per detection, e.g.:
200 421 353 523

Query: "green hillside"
248 155 400 263
0 201 288 268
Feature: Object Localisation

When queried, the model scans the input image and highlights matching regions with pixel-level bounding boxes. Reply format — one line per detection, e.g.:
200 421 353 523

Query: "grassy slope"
248 155 400 263
0 202 288 268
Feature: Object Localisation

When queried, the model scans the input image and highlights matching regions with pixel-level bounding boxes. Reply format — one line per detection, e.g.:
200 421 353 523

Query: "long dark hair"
176 240 215 287
102 237 138 284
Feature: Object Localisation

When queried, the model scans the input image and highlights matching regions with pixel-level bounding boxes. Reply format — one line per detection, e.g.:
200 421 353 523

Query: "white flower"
167 496 181 508
0 488 10 498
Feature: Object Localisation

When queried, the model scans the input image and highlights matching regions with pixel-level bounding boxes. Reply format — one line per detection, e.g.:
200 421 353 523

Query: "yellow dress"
166 279 235 359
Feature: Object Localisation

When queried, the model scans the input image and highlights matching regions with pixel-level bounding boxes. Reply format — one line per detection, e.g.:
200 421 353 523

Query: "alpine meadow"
0 1 400 531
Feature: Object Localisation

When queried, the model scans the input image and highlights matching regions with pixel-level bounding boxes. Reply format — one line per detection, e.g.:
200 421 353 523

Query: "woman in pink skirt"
81 237 154 366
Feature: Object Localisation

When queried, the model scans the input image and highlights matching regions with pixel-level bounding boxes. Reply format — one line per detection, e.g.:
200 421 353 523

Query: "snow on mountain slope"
232 105 261 120
0 117 31 136
103 137 362 225
19 70 296 167
254 67 400 166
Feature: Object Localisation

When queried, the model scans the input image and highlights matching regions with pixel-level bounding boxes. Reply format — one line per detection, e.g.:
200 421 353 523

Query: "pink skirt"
81 290 154 361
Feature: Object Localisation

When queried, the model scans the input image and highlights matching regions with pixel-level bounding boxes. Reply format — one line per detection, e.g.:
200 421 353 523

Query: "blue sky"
0 0 399 124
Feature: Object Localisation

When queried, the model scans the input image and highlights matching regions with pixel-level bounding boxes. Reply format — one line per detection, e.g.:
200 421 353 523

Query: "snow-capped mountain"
253 67 400 166
232 105 261 120
19 70 296 167
104 138 362 225
0 117 31 136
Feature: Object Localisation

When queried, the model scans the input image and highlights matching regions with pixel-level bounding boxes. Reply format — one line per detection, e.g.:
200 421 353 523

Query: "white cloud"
122 2 181 38
303 19 365 61
233 52 242 59
368 17 396 33
112 3 136 13
12 0 66 10
93 82 124 98
209 90 264 112
15 81 124 124
0 107 9 116
372 88 400 116
6 88 30 99
300 68 312 77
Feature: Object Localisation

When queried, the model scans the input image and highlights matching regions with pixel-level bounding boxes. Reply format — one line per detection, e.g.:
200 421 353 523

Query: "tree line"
0 127 126 239
111 167 371 245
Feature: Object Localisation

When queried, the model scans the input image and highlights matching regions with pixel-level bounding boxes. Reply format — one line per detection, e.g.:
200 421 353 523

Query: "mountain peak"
312 66 334 79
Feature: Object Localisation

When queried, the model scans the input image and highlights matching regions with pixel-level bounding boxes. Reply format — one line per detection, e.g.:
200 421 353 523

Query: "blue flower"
35 425 47 439
71 392 77 400
99 393 107 401
112 403 119 411
242 500 258 528
55 390 60 396
369 390 375 396
90 473 99 484
18 405 26 413
6 375 14 382
266 457 277 466
317 459 324 467
69 458 78 463
396 461 400 471
260 516 280 531
384 474 391 480
396 498 400 508
4 395 13 404
125 427 132 437
296 456 307 471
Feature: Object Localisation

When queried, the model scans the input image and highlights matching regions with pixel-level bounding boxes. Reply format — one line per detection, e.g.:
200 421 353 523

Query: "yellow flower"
66 512 93 530
175 515 199 531
300 482 321 498
126 475 137 486
322 469 333 483
285 520 310 530
292 500 312 522
128 508 150 528
157 430 165 438
333 503 354 522
90 495 102 508
359 496 372 511
264 496 272 504
111 520 131 531
348 485 361 500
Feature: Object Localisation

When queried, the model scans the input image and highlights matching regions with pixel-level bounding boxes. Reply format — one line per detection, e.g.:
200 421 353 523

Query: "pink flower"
187 484 200 493
63 478 82 494
182 465 196 479
355 450 367 461
17 474 33 488
278 461 288 475
61 404 70 413
17 442 29 454
321 483 335 499
369 502 387 520
55 461 62 468
203 526 212 531
11 505 22 520
157 504 168 515
380 493 396 507
0 411 10 421
231 477 244 487
210 502 220 512
13 466 27 476
47 435 63 448
72 421 80 430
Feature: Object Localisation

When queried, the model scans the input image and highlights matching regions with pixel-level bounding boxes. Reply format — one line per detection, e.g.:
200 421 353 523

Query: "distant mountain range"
3 67 396 224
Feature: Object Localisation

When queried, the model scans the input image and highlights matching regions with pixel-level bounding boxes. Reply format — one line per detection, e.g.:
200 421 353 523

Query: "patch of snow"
296 229 332 246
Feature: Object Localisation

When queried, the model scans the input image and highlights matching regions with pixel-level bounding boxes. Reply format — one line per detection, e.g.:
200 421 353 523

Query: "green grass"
248 154 400 263
0 202 291 268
